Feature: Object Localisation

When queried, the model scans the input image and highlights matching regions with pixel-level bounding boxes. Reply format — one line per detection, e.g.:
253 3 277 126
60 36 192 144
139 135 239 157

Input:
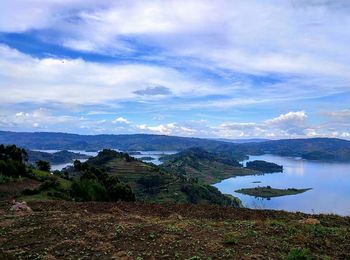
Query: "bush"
0 174 15 184
224 232 239 245
109 183 135 202
0 159 27 178
36 160 51 172
287 247 311 260
71 179 108 201
39 177 60 191
137 175 165 194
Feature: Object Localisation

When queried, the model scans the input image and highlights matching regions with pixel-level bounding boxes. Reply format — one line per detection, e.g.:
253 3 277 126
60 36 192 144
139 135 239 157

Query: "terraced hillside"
161 147 258 184
84 150 240 206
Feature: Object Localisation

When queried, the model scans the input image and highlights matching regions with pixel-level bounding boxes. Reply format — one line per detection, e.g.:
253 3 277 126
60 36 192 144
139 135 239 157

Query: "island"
235 186 311 198
246 160 283 173
160 147 257 184
127 151 142 155
139 156 155 161
27 150 90 164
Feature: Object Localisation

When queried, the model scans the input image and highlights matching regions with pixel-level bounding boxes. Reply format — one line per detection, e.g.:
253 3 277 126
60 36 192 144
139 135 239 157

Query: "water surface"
43 150 176 170
214 154 350 216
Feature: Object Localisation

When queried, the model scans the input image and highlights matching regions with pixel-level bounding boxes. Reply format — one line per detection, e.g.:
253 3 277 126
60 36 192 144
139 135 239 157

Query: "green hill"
160 147 257 184
82 149 241 206
27 150 90 164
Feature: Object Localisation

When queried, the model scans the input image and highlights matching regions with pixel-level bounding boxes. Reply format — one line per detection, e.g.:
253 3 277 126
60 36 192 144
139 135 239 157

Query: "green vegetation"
139 156 155 161
0 144 28 178
27 149 90 164
70 160 135 202
246 160 283 173
161 147 257 184
36 160 51 172
181 183 239 206
235 186 311 198
288 247 312 260
81 149 240 206
2 131 350 161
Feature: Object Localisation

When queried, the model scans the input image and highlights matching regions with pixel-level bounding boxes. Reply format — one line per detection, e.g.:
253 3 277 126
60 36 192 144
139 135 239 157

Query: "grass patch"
287 247 311 260
224 232 239 245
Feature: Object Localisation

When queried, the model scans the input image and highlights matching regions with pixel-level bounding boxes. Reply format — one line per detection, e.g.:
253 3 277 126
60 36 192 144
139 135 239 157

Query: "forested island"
246 160 283 173
236 186 311 198
27 150 90 164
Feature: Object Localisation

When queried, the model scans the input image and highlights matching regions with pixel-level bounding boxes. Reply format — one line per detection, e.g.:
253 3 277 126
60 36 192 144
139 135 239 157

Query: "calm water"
214 154 350 216
40 150 177 171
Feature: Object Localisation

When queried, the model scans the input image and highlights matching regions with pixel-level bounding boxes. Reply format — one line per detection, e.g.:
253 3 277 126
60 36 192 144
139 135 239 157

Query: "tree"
36 160 51 172
0 144 28 177
109 183 135 201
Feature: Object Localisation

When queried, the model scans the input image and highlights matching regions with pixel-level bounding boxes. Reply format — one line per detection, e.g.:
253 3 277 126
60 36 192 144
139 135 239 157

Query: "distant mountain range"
214 138 270 143
1 131 350 162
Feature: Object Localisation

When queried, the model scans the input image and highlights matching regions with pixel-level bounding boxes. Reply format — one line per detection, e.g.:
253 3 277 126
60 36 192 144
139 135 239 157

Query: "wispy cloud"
0 1 349 138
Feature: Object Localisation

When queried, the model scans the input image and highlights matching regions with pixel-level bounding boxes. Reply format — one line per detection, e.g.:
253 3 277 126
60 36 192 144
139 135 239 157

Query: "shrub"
39 177 60 191
224 232 239 245
0 174 15 184
36 160 51 172
287 247 311 260
71 179 107 201
137 175 165 194
109 183 135 201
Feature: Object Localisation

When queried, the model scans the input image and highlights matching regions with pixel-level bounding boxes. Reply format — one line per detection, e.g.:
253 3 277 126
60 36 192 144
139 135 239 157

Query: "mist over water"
214 154 350 215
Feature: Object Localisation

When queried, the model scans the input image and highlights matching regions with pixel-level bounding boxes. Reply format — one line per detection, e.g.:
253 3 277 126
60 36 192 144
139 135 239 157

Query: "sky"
0 0 349 139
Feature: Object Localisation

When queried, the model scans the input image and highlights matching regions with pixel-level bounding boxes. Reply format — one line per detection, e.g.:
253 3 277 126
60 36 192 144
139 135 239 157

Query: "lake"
214 154 350 216
44 150 177 171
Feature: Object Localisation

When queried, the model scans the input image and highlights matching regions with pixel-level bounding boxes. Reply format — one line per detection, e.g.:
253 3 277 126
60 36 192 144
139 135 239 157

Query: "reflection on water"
214 154 350 216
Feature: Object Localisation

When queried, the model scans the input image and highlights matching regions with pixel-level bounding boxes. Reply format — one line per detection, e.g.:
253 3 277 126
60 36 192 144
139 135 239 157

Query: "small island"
235 186 311 198
246 160 283 173
127 151 142 155
139 156 155 161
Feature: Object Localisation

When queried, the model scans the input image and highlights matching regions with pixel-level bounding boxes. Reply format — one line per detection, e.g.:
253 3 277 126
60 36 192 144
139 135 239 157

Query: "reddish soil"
0 200 349 259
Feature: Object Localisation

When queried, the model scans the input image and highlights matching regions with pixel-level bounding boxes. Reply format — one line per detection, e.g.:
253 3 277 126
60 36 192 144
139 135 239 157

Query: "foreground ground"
0 201 349 259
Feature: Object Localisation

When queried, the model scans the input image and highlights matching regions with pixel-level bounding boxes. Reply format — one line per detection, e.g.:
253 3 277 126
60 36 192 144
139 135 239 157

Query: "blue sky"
0 0 349 139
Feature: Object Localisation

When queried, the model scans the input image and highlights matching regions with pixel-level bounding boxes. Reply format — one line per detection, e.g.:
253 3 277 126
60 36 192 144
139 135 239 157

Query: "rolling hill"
160 147 257 184
1 131 350 161
77 150 241 206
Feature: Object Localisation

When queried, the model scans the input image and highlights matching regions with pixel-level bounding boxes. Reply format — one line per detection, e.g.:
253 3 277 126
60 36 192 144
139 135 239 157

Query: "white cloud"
265 111 307 125
217 111 309 138
112 117 131 124
136 122 197 136
1 1 350 79
324 109 350 122
0 44 220 106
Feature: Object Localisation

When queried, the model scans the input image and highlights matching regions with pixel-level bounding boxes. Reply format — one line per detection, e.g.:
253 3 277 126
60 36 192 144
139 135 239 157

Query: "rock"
10 201 32 212
298 218 320 225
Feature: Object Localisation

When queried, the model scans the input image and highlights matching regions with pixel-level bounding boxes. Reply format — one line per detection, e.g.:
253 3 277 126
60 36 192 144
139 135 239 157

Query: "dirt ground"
0 179 40 201
0 200 349 259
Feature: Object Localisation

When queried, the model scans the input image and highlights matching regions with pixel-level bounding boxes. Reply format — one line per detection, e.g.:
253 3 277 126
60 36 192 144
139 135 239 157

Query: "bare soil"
0 200 349 259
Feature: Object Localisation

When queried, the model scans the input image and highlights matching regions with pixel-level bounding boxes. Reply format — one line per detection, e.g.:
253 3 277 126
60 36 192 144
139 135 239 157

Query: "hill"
160 148 257 184
1 131 350 161
246 160 283 173
69 149 240 206
0 131 226 151
27 150 90 164
0 200 349 259
244 138 350 162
